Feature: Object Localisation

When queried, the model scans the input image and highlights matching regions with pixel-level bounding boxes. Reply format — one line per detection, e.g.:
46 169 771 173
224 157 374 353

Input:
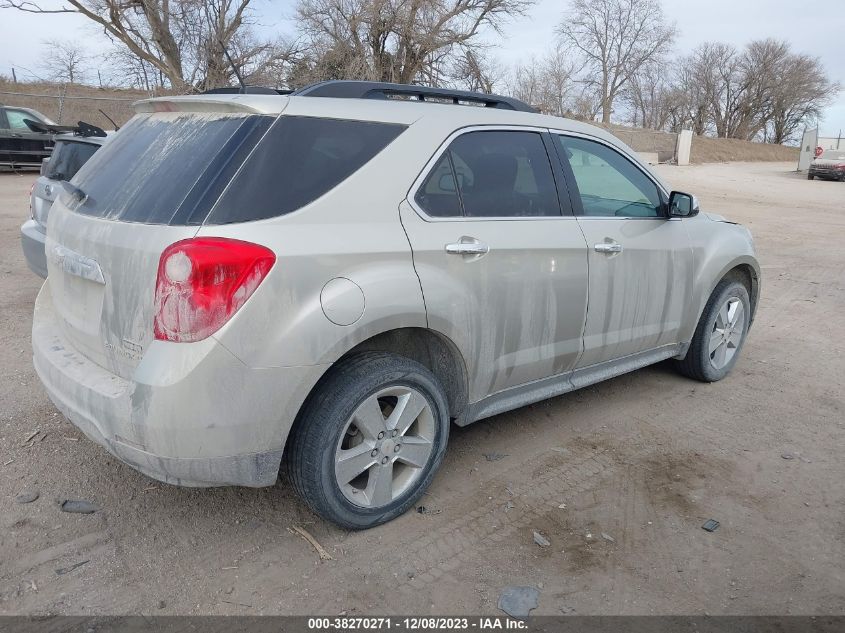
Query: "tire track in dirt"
305 440 641 611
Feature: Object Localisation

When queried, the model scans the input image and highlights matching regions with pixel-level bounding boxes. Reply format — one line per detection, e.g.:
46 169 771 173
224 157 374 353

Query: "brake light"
29 183 35 219
154 237 275 342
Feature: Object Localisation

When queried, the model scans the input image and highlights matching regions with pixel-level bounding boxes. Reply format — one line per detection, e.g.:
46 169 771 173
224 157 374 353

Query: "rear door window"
44 140 100 181
415 130 561 218
415 153 462 217
206 116 405 224
452 131 560 218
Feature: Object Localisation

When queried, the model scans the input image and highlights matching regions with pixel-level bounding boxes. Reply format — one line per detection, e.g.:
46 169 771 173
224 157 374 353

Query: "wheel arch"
681 255 760 358
337 327 470 422
297 326 470 431
721 262 760 322
710 257 760 325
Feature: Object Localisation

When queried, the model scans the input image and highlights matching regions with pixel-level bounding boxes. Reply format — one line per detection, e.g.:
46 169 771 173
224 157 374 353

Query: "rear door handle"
446 238 489 256
594 243 623 254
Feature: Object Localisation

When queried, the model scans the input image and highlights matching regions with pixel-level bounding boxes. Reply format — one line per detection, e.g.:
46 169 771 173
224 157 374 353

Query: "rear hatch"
32 138 101 226
46 108 278 379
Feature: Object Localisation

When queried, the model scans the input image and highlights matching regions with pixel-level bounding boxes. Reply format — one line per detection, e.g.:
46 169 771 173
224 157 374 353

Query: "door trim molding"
456 343 683 426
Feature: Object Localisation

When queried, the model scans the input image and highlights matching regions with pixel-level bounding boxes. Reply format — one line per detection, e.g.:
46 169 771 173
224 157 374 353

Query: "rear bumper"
32 281 327 487
20 219 48 279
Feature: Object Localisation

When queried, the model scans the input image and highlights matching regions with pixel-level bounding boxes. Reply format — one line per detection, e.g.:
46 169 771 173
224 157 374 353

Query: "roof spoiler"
24 119 107 138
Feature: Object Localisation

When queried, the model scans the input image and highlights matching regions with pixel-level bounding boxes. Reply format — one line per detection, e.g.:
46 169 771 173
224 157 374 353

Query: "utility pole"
11 67 17 83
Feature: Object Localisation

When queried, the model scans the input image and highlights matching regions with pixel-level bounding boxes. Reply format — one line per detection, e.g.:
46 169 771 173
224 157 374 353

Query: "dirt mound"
595 121 800 164
690 135 799 163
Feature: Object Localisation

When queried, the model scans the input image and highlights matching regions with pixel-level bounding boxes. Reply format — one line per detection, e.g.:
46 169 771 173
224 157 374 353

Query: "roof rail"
202 86 293 95
292 80 537 113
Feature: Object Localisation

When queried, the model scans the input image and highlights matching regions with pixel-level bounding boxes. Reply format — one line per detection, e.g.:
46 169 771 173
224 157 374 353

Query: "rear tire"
285 352 450 529
674 280 750 382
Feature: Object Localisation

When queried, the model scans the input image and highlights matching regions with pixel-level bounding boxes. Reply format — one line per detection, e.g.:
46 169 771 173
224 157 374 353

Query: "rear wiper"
48 172 66 182
60 181 88 205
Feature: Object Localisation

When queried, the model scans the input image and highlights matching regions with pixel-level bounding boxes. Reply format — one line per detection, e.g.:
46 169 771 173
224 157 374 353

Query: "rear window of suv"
68 112 405 225
45 140 100 181
206 116 404 224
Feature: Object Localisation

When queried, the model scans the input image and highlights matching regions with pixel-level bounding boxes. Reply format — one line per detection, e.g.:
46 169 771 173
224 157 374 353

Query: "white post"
676 130 693 166
797 128 818 172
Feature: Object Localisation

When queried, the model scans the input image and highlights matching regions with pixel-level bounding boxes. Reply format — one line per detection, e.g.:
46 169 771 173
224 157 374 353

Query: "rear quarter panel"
196 115 449 370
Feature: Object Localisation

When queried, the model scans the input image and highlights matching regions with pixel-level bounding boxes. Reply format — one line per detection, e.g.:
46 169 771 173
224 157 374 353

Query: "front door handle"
594 242 623 254
446 238 489 256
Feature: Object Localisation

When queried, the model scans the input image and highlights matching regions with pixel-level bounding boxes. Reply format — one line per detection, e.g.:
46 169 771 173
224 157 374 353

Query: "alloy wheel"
709 297 745 370
334 386 436 508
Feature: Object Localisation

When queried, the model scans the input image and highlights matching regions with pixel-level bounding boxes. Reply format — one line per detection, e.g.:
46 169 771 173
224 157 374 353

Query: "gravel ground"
1 162 843 616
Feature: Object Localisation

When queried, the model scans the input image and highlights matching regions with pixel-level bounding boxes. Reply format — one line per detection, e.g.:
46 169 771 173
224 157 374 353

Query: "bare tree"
295 0 533 87
557 0 675 124
569 85 603 121
40 38 88 84
1 0 276 91
452 49 502 93
625 60 673 129
509 46 576 116
672 39 838 143
766 52 838 144
676 42 745 138
670 54 711 134
101 44 166 91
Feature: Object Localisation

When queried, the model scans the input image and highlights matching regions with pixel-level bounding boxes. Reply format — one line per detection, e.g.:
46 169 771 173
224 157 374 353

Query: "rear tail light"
29 183 35 219
154 237 275 343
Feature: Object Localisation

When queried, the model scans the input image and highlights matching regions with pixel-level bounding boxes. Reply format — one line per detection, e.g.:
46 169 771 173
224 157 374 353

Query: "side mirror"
668 191 700 218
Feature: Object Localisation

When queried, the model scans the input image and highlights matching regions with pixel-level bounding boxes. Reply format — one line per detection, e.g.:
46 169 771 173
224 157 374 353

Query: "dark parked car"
808 148 845 181
0 105 56 168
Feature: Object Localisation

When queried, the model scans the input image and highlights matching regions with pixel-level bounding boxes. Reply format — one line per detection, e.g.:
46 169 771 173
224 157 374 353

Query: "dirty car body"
31 82 760 528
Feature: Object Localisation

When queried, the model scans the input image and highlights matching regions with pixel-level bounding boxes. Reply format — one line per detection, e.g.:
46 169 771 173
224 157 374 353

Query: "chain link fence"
0 81 169 129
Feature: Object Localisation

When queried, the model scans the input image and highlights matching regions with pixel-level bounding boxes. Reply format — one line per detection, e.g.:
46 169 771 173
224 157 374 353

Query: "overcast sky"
1 0 843 136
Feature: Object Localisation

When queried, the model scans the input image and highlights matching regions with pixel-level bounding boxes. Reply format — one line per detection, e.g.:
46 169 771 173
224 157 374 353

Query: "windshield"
820 150 845 160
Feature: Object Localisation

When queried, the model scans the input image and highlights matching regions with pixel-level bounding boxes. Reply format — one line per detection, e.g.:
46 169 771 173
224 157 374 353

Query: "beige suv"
31 81 760 529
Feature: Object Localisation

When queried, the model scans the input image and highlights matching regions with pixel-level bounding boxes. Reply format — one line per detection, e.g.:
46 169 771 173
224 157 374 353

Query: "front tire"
807 173 814 180
285 352 450 529
674 279 751 382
